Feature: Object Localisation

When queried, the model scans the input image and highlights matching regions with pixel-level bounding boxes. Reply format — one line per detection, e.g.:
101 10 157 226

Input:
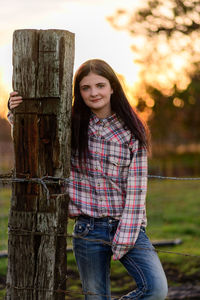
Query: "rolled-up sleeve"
112 140 148 260
7 111 14 125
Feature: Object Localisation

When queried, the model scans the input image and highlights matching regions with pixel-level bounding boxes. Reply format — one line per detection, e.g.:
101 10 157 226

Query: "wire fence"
1 171 200 299
5 284 119 299
6 227 200 259
1 171 200 259
1 172 200 200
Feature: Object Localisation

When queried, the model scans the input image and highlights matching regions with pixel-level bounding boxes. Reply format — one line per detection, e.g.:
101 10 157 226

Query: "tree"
108 0 200 151
140 74 200 153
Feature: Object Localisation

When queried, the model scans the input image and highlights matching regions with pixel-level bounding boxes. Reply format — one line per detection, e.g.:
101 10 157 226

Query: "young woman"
8 59 168 300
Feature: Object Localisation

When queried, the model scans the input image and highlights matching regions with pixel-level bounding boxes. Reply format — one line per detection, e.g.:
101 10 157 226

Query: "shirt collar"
89 112 118 126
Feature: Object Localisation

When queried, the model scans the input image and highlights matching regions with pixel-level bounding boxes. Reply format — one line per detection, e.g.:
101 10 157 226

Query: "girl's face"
79 72 113 118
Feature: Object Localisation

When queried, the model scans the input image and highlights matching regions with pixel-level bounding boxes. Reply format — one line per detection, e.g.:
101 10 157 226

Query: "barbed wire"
7 283 117 299
1 172 200 183
0 172 199 205
1 171 200 260
1 171 200 298
148 175 200 180
7 228 200 259
0 172 200 198
0 173 71 200
5 229 200 298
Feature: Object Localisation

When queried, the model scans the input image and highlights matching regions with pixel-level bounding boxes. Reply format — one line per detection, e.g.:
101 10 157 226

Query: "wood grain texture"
6 29 75 300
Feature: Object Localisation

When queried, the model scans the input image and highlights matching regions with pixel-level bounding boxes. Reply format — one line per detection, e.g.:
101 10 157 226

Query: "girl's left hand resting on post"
8 91 23 110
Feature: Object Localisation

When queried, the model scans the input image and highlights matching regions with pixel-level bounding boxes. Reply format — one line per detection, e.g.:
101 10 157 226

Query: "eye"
81 86 89 91
97 83 105 88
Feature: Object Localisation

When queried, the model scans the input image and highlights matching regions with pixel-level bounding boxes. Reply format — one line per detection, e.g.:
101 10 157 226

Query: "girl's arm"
8 91 23 110
7 91 23 125
112 140 148 260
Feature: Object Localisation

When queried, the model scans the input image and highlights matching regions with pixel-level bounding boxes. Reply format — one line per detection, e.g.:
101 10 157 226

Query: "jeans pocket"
140 226 146 233
73 221 90 237
137 228 155 251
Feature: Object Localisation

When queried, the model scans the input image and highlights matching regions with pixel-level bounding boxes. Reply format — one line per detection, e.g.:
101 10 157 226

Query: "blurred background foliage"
108 0 200 166
1 0 200 175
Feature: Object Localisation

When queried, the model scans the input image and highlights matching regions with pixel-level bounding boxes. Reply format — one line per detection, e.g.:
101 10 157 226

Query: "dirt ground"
1 264 200 299
163 263 200 299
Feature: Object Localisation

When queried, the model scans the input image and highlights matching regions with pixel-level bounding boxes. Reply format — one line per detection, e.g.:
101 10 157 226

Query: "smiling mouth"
91 98 102 102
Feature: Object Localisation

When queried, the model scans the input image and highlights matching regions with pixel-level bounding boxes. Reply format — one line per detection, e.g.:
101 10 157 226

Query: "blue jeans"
73 216 168 300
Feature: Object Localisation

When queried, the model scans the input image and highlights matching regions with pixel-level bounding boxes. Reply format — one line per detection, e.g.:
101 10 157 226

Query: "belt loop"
90 217 94 229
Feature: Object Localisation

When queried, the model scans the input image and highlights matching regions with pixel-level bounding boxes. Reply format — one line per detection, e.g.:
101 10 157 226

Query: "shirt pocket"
104 144 131 180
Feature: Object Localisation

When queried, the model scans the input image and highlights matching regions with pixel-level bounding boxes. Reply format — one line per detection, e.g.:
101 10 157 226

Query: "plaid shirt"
69 113 148 260
8 111 148 260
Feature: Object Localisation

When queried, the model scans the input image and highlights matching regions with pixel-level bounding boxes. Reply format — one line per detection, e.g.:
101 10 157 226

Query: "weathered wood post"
6 29 74 300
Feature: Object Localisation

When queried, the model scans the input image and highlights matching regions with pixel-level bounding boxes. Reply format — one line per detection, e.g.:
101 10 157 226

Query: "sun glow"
0 0 142 118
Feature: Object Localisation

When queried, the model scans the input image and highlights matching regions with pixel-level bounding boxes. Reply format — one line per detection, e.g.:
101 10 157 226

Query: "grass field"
0 179 200 299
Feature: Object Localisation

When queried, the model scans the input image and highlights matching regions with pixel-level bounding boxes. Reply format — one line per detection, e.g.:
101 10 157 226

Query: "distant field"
149 152 200 177
0 179 200 298
1 142 200 176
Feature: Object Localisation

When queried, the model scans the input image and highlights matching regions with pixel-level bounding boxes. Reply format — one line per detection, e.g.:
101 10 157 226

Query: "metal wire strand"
7 283 117 299
2 171 200 298
7 228 200 259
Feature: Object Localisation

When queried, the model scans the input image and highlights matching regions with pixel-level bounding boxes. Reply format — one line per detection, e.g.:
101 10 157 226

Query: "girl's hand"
9 91 23 110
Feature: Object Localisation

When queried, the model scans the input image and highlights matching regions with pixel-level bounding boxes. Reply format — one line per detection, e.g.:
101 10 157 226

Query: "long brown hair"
71 59 150 157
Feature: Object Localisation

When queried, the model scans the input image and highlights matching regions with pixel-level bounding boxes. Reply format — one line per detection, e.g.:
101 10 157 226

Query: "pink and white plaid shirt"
69 113 148 260
8 110 148 260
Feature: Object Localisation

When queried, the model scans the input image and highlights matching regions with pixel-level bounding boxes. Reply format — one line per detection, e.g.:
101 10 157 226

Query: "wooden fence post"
6 29 75 300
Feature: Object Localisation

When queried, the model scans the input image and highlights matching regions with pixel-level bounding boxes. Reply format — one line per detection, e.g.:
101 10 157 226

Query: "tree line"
108 0 200 154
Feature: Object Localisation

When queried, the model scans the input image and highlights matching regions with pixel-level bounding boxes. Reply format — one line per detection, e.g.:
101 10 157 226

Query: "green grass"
1 180 200 298
0 188 10 252
145 180 200 279
149 152 200 176
0 188 10 300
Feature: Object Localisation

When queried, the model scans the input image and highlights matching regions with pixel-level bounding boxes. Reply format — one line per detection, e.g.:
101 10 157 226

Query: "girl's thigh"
73 219 113 300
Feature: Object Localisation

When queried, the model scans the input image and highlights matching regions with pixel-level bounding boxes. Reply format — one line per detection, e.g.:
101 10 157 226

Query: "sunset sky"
0 0 143 117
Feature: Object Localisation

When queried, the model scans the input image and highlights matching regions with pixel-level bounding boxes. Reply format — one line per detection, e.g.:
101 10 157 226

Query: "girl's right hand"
9 91 23 110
